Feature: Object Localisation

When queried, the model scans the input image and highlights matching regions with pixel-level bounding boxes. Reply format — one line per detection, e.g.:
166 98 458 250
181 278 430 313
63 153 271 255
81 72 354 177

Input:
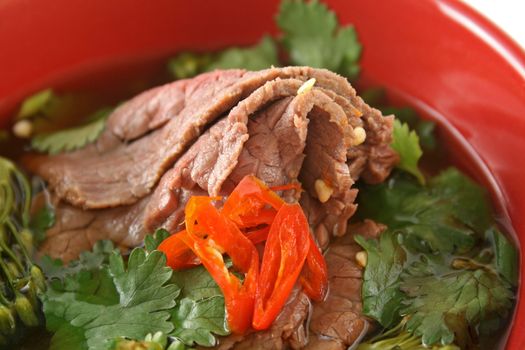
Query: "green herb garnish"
354 231 406 328
401 257 513 347
277 0 361 77
31 107 111 154
16 89 57 120
42 241 230 350
391 120 425 184
357 169 490 254
43 248 180 350
168 36 278 80
489 227 519 286
356 168 516 347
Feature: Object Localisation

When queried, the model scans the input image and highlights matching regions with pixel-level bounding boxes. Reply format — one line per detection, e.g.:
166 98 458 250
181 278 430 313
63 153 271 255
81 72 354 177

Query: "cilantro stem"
451 257 497 275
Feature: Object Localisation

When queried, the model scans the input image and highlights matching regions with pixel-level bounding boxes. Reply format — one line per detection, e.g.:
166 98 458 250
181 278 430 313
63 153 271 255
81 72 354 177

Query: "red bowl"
0 0 523 348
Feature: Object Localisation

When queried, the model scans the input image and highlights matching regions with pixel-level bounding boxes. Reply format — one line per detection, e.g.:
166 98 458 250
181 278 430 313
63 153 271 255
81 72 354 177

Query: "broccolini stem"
0 257 17 294
12 168 32 227
1 221 27 272
5 219 33 268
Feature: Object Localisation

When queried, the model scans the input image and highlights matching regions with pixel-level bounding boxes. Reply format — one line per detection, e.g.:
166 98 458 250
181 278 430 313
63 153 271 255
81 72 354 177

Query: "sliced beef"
33 67 397 261
37 195 149 262
38 96 307 260
25 67 364 209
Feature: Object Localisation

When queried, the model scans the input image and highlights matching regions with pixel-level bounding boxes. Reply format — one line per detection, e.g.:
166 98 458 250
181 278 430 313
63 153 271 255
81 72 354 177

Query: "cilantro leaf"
40 240 117 281
429 168 491 233
208 36 278 71
16 89 56 120
31 107 111 154
401 257 514 347
169 265 229 347
43 242 230 350
144 229 170 252
43 248 180 350
356 319 460 350
168 36 278 80
355 230 406 328
357 168 517 347
382 106 437 151
489 227 519 286
276 0 361 78
171 265 222 301
29 202 55 243
168 52 214 80
391 120 425 184
170 296 229 347
357 171 478 255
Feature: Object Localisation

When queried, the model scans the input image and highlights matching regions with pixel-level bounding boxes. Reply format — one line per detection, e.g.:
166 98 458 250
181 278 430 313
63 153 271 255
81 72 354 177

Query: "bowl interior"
0 0 523 348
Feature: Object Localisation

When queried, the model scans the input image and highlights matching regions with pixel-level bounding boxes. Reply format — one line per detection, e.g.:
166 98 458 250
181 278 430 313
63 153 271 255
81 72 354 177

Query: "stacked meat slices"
25 67 397 348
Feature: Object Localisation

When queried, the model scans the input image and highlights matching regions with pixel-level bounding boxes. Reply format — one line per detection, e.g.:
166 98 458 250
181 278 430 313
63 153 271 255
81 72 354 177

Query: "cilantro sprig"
41 238 230 350
401 257 513 347
168 0 362 80
355 169 517 347
391 120 425 184
277 0 361 77
43 247 180 350
168 36 279 80
31 108 111 154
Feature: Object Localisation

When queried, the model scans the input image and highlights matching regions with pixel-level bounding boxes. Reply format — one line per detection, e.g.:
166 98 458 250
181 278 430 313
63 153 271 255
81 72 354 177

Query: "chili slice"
182 196 259 334
158 175 328 333
300 234 329 301
157 230 201 269
252 203 311 330
222 175 287 228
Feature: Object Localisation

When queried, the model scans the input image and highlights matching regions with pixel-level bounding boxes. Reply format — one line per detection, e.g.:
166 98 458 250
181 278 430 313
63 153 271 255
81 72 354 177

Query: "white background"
462 0 524 48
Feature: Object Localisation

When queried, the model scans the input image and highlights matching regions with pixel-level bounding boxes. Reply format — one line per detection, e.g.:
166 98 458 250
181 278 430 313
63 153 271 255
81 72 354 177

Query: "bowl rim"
437 1 524 348
0 0 523 348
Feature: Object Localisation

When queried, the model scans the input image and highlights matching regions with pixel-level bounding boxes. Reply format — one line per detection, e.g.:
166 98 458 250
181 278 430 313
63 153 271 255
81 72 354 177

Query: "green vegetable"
276 0 362 77
207 36 278 71
402 257 513 347
489 227 519 286
0 157 45 345
43 248 180 350
31 107 111 154
357 319 460 350
16 89 56 120
170 265 229 347
358 170 483 254
429 168 492 233
360 88 437 152
168 36 278 80
170 296 228 347
144 229 170 252
40 240 116 281
43 241 230 350
357 168 516 347
383 106 437 151
391 120 425 184
168 0 363 80
355 231 406 328
29 202 55 244
167 52 214 80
